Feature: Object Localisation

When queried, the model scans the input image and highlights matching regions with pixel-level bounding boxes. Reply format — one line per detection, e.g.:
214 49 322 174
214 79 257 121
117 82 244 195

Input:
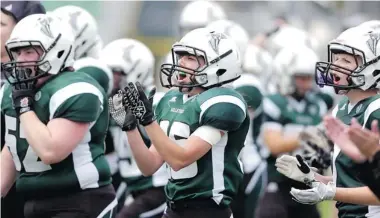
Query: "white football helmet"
3 13 74 84
274 45 319 94
315 25 380 91
100 38 155 90
160 28 242 89
179 1 226 37
206 19 249 56
53 5 102 60
357 20 380 31
265 24 316 56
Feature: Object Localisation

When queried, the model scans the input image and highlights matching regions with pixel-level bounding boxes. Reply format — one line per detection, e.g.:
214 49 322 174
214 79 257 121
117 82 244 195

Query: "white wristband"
192 125 224 146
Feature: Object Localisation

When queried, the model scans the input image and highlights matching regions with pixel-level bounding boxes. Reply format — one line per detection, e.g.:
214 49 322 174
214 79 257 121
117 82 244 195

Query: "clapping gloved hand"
108 82 156 131
11 68 36 116
276 154 317 186
122 82 156 126
276 154 336 205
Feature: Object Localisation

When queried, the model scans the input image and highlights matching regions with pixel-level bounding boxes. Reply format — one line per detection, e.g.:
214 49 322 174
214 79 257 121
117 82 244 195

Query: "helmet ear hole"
57 50 64 58
216 69 226 76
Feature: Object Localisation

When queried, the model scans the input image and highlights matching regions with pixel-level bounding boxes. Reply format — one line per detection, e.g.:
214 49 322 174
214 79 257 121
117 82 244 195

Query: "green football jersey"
155 87 249 207
74 57 113 95
260 92 327 183
332 95 380 218
0 71 111 199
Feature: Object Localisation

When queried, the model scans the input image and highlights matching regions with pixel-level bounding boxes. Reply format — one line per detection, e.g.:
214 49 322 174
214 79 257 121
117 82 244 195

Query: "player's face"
294 74 313 95
176 54 205 93
13 46 44 76
330 53 362 87
1 11 16 62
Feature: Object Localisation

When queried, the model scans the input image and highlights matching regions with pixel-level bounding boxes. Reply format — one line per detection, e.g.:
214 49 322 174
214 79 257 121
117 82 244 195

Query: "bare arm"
335 186 380 205
20 112 90 164
1 146 16 197
144 122 221 171
264 128 300 156
126 129 164 176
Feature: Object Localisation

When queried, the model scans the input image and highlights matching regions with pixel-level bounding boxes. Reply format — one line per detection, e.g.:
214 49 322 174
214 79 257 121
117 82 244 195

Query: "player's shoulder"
197 87 247 131
43 70 105 99
196 87 245 106
265 93 287 107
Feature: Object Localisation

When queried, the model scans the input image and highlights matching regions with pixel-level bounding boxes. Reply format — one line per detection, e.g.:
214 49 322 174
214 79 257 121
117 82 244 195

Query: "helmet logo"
208 32 226 54
366 31 380 56
38 17 54 39
123 45 134 63
69 11 81 31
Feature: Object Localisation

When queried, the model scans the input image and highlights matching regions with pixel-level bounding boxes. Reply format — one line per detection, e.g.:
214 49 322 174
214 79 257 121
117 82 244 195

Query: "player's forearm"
1 147 16 197
265 134 300 155
126 128 163 176
19 111 54 163
144 121 188 171
334 186 380 205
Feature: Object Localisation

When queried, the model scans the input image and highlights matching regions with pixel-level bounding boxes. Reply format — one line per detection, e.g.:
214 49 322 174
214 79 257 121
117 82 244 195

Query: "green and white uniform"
332 96 380 218
155 87 249 207
259 92 327 184
74 57 114 95
0 71 111 199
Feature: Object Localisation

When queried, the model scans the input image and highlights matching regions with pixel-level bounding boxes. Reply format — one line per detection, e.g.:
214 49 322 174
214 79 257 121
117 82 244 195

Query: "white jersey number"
160 120 198 180
5 115 52 172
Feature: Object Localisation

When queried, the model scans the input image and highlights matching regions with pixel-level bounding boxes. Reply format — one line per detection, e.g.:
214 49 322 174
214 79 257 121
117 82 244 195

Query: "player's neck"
187 87 205 97
346 89 378 105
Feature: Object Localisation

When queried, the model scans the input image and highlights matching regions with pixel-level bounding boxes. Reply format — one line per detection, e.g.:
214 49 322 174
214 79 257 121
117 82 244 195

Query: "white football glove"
275 155 316 185
290 181 336 205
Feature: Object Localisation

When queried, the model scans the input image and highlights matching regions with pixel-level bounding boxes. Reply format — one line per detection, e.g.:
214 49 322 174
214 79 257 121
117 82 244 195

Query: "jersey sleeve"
199 94 247 132
49 82 104 123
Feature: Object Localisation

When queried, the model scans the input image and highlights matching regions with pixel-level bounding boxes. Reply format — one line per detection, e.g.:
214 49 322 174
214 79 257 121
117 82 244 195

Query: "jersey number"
160 120 198 180
5 115 52 172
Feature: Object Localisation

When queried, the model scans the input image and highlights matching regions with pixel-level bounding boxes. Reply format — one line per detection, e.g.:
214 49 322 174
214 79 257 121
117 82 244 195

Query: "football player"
255 45 328 218
109 28 249 218
278 24 380 218
0 14 116 217
102 38 168 218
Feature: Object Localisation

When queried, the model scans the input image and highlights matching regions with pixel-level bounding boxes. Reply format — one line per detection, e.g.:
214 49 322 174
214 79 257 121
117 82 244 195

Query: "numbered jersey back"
155 87 249 207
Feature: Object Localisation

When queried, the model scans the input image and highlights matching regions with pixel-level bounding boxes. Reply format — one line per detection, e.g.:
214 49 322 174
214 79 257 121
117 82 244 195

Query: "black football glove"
108 90 138 131
11 69 36 116
122 82 156 126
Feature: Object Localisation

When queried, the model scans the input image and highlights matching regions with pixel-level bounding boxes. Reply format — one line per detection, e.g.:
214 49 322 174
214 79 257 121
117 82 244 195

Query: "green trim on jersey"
155 87 249 207
333 95 380 218
1 71 111 199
